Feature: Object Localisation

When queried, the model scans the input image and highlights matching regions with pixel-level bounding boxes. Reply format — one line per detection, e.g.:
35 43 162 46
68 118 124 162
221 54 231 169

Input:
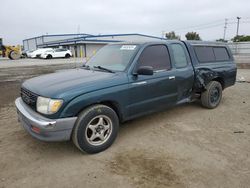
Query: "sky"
1 0 250 45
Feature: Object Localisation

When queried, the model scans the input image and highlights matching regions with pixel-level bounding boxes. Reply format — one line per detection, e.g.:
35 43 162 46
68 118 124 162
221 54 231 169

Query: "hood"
22 68 128 100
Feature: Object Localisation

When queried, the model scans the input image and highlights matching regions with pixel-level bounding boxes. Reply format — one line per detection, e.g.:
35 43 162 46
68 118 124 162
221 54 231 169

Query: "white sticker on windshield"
120 45 136 50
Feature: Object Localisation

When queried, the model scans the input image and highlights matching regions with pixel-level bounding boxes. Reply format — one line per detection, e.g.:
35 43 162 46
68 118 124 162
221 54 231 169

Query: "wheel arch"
76 100 123 123
46 54 53 58
194 68 226 92
212 77 225 89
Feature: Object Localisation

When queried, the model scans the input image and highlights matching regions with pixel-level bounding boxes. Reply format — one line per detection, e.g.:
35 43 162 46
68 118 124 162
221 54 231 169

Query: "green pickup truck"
15 40 237 153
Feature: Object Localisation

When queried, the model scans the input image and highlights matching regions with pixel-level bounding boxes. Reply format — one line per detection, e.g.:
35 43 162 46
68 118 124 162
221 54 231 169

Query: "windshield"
86 44 138 71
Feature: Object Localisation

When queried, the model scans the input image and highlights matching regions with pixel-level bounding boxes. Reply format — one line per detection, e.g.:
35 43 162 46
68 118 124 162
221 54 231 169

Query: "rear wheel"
72 104 119 154
201 81 222 109
65 53 71 58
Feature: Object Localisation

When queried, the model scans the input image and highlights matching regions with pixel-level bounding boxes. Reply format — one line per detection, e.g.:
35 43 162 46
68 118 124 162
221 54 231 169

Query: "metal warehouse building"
23 33 165 57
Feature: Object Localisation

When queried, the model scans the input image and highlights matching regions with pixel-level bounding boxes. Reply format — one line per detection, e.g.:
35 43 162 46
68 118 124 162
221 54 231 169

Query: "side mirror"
136 66 153 76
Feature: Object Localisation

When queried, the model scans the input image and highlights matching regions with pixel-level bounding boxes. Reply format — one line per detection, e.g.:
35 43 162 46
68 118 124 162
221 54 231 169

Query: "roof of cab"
184 40 228 46
109 40 182 45
109 40 229 48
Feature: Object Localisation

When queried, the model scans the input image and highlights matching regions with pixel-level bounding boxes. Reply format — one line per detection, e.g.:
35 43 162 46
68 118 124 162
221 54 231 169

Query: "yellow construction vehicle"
0 38 21 60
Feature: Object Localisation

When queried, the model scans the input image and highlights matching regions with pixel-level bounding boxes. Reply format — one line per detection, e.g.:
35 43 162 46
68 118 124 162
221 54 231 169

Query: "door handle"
132 81 147 85
169 76 175 80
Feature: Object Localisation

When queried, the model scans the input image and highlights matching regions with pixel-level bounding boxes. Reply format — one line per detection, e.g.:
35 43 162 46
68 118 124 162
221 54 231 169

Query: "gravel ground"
0 57 84 68
0 62 249 188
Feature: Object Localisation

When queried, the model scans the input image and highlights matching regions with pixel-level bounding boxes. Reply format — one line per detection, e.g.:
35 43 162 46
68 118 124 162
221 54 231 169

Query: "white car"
29 48 53 58
23 50 34 58
40 48 72 59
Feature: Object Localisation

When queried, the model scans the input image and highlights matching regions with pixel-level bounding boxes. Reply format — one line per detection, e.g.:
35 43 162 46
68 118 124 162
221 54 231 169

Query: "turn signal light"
31 126 40 134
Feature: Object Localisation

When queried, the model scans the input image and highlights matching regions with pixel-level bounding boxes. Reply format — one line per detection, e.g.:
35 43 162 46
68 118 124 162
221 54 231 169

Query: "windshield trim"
123 44 141 72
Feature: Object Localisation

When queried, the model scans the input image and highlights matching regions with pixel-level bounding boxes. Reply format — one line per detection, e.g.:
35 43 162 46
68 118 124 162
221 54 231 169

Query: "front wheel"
72 104 119 154
201 81 222 109
8 50 21 60
46 54 52 59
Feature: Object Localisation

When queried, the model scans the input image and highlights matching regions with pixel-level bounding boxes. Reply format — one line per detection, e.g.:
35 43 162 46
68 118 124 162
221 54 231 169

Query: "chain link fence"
227 42 250 56
227 42 250 67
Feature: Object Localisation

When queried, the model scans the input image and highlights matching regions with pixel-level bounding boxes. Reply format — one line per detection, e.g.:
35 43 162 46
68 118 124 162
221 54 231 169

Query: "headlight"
36 96 63 114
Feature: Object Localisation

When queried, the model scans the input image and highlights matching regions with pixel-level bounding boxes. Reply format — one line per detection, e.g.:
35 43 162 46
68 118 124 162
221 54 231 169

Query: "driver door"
126 44 178 118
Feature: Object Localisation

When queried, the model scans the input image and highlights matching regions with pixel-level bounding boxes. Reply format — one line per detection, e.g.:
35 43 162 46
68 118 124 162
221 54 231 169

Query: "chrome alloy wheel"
85 115 113 146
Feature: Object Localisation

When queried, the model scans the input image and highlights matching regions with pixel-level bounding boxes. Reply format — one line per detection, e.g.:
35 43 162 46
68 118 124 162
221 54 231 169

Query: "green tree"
165 31 180 40
232 35 250 42
216 39 228 42
185 32 201 40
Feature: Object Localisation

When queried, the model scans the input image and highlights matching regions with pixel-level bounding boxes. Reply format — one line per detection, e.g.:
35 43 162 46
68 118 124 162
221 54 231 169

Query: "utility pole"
236 17 241 38
223 18 228 41
235 17 241 55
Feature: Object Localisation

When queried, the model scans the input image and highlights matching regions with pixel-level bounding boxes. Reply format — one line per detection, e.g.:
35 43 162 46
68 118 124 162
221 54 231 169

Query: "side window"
194 46 215 63
213 47 230 61
54 49 66 52
138 45 171 71
171 44 188 68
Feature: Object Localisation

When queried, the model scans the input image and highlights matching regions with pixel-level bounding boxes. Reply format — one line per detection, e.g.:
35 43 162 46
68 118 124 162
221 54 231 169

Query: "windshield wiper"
93 66 114 73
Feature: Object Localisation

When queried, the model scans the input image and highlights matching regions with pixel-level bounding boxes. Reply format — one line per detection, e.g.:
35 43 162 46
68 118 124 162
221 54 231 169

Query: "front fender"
59 84 129 119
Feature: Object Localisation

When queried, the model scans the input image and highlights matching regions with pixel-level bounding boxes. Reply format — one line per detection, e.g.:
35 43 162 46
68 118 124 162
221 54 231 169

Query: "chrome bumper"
15 97 77 141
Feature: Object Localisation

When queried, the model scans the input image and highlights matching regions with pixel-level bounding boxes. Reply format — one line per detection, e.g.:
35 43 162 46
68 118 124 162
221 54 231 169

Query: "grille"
21 87 38 108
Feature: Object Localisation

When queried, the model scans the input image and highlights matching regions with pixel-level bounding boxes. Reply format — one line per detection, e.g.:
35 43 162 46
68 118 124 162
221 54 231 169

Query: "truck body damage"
194 68 219 92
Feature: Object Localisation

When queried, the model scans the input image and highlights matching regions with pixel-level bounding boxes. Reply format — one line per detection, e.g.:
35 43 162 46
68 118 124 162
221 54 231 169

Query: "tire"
65 53 71 58
201 81 222 109
8 50 21 60
46 54 52 59
72 104 119 154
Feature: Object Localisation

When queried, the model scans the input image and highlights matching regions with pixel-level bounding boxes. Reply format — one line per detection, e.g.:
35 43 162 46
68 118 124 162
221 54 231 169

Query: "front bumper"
15 97 77 141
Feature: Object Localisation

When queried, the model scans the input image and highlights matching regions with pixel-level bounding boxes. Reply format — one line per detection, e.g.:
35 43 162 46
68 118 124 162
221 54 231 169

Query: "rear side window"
194 46 215 63
138 45 171 71
171 44 188 68
213 47 230 61
55 48 67 52
194 46 230 63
